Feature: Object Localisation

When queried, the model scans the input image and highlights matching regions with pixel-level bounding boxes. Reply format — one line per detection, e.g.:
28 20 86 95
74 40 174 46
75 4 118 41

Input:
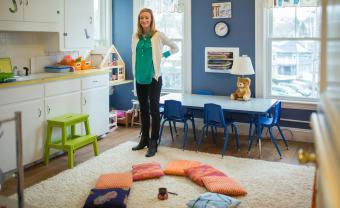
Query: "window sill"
281 100 318 111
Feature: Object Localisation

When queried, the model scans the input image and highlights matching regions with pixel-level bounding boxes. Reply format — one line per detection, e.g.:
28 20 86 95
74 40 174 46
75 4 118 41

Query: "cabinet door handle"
9 0 18 13
92 80 99 83
38 108 42 118
25 0 28 6
47 105 51 114
89 16 93 24
83 98 87 105
0 122 3 139
19 0 22 5
84 29 90 39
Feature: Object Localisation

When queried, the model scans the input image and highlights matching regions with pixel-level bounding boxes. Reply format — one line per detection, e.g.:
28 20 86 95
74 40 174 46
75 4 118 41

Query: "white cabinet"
81 74 109 136
0 84 44 172
24 0 62 23
0 0 24 21
0 0 61 23
64 0 94 49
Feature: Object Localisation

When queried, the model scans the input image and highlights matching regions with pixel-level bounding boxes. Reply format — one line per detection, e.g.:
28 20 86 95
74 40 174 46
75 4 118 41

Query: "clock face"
214 21 229 37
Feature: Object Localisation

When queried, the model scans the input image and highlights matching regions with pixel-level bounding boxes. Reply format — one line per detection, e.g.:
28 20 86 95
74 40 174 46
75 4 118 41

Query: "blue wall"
192 0 255 96
111 0 314 128
110 0 135 110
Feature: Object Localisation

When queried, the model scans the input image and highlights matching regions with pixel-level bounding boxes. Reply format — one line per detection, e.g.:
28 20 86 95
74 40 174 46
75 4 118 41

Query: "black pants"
136 77 162 142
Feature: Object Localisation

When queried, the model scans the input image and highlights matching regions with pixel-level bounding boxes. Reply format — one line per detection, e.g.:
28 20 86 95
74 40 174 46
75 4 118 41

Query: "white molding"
183 0 192 93
255 0 265 98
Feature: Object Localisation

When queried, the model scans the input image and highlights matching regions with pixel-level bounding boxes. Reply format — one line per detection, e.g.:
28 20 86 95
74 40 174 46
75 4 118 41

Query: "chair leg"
248 124 262 153
158 120 167 145
44 125 53 165
68 149 74 169
221 127 229 157
277 124 289 150
182 122 189 150
173 121 178 135
93 138 99 156
168 120 174 141
197 125 206 152
232 124 239 150
248 122 253 145
191 118 197 148
211 125 217 145
268 127 282 158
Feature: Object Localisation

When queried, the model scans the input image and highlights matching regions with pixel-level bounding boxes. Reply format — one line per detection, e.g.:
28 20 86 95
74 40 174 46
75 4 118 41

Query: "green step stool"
44 113 99 168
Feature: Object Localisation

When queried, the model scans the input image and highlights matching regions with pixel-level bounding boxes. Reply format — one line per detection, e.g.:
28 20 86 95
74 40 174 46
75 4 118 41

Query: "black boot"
145 140 158 157
132 136 149 151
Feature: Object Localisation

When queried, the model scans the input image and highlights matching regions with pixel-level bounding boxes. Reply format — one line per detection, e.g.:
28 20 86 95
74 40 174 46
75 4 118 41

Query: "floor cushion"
186 192 241 208
164 160 202 176
95 173 133 189
83 188 130 208
185 164 226 186
132 162 164 181
201 176 247 196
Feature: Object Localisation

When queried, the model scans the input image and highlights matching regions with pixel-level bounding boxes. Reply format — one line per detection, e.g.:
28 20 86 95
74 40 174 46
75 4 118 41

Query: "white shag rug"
13 141 315 208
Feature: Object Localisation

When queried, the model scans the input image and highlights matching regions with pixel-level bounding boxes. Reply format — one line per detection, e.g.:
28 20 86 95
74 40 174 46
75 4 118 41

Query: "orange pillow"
132 162 164 181
164 160 202 176
95 173 133 189
201 176 247 196
184 164 226 186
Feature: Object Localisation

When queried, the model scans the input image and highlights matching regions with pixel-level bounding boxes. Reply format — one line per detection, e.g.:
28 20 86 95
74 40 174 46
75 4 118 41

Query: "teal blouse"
135 33 154 84
135 33 171 84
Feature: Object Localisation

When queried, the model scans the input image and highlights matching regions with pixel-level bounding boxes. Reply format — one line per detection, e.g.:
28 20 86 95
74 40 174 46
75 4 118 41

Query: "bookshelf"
87 45 126 84
205 47 239 73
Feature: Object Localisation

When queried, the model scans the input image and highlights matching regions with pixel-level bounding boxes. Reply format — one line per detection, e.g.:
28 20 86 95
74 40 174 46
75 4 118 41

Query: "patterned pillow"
186 192 241 208
201 176 247 196
95 173 133 189
83 188 130 208
164 160 202 176
132 162 164 181
184 164 226 186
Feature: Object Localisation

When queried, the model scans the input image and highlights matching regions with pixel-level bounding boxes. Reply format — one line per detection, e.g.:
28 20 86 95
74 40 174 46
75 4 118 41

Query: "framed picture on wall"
212 2 232 19
205 47 239 73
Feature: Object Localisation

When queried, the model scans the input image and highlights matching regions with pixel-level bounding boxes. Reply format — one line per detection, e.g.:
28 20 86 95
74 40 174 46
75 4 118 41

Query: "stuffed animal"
230 77 251 101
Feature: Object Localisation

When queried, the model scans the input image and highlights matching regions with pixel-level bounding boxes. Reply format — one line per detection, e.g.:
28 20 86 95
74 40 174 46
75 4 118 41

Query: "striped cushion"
201 176 247 196
184 165 226 186
95 173 133 189
164 160 201 176
132 162 164 181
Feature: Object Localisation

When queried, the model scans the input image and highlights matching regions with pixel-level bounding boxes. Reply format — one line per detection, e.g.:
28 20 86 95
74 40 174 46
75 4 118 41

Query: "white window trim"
93 0 112 50
132 0 192 93
255 0 317 110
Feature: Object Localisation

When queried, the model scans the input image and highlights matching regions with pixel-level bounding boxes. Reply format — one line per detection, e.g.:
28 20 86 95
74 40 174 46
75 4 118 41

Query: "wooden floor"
0 126 315 196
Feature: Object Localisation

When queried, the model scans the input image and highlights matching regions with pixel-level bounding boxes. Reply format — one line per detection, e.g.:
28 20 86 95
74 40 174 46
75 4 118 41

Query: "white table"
160 93 277 156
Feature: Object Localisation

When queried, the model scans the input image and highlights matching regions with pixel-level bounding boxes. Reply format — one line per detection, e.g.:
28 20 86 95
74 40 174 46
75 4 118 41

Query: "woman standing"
131 8 178 157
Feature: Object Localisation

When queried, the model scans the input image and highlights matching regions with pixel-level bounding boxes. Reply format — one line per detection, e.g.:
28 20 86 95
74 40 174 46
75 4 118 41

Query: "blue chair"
159 105 177 137
197 103 239 157
193 89 214 95
159 100 197 150
248 101 288 158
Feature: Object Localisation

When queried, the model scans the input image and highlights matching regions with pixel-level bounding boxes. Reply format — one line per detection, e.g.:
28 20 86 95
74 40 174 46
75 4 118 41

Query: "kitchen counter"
0 69 109 89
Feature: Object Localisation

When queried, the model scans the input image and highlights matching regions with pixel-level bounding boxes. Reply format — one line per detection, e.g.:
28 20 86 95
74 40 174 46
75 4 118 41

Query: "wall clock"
214 21 229 37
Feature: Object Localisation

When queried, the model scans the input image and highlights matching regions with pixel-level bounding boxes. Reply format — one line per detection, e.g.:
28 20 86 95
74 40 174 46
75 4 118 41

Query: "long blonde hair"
137 8 157 38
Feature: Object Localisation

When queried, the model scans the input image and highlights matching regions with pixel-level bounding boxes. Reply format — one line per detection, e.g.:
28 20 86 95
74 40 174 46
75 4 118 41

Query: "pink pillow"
202 176 247 196
132 162 164 181
184 164 226 186
95 173 133 189
117 110 125 118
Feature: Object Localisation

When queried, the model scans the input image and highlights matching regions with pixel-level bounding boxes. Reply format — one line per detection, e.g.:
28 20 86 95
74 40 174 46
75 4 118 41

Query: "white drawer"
45 79 81 97
0 84 44 106
82 74 109 90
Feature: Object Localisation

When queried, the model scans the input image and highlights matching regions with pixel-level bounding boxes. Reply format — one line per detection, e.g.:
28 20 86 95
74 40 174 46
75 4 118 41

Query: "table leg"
256 115 262 158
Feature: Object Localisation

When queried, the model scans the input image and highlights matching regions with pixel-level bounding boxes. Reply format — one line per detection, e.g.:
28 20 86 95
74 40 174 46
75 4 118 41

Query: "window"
134 0 190 93
257 1 321 102
93 0 111 48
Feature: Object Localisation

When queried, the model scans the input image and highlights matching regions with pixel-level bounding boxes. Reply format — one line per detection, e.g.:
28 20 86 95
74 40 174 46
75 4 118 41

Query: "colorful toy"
230 77 251 101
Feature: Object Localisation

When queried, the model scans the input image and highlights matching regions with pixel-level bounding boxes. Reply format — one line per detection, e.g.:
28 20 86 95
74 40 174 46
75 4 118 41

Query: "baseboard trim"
164 118 313 143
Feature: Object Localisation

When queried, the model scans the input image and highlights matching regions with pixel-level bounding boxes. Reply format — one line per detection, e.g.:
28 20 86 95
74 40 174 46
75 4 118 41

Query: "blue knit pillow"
83 188 130 208
186 192 241 208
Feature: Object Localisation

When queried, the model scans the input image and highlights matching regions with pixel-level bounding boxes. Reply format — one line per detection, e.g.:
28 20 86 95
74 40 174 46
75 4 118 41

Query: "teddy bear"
230 77 251 101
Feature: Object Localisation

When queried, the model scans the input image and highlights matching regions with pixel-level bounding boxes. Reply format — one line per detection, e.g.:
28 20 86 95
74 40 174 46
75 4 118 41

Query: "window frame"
255 0 319 109
93 0 112 50
133 0 192 93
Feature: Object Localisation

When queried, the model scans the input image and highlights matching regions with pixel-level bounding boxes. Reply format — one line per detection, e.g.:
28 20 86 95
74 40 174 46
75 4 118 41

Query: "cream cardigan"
131 31 179 94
